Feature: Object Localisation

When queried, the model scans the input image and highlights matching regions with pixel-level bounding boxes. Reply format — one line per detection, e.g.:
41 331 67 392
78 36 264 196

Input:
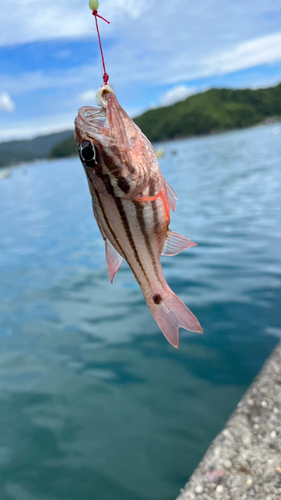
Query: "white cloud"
0 0 148 47
0 112 74 142
0 66 97 96
0 92 15 112
160 85 197 106
206 32 281 75
2 0 281 140
1 1 281 92
54 49 72 59
247 76 281 90
78 89 98 102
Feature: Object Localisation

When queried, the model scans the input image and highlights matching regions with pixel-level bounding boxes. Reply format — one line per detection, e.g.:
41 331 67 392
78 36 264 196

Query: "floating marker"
89 0 99 11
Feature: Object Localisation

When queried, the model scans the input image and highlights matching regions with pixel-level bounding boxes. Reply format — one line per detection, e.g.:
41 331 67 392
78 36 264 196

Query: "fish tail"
148 290 203 348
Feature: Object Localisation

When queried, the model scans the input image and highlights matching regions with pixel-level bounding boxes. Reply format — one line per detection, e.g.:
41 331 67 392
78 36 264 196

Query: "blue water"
0 123 281 500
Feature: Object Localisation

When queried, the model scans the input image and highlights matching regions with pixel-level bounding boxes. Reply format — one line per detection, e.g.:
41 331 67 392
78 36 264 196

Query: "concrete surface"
177 342 281 500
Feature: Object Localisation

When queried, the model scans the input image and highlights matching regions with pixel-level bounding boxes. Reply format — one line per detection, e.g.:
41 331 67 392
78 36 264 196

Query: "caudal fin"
148 292 203 348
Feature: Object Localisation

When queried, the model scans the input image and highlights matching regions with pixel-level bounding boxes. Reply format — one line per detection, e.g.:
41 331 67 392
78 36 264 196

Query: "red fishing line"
92 9 110 85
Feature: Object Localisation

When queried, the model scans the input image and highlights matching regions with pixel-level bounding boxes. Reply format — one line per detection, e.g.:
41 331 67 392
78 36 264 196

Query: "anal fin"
162 230 196 256
105 239 123 283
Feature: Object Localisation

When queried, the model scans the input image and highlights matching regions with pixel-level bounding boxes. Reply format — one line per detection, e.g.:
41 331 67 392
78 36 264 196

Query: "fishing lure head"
74 84 159 188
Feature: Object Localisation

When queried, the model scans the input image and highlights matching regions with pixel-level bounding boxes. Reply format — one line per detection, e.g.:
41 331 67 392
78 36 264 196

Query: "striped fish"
74 84 203 347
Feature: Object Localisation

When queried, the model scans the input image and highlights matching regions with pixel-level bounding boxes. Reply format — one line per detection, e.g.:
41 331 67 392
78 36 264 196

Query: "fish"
74 83 203 347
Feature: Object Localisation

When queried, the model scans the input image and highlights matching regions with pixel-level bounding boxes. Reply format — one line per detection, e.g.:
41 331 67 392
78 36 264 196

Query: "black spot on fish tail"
117 177 130 194
153 294 162 304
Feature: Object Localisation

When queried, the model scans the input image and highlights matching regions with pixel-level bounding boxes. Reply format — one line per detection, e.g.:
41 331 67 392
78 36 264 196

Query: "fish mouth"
75 93 119 142
75 92 130 147
76 89 115 133
75 104 108 145
77 106 107 133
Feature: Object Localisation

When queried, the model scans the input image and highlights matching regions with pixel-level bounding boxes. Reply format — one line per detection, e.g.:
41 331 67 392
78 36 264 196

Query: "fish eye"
78 140 98 167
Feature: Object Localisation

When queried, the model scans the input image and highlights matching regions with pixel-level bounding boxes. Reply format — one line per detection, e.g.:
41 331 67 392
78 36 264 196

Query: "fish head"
75 85 158 190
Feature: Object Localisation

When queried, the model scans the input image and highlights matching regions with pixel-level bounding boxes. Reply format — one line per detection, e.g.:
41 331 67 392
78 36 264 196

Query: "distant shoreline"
1 116 280 171
2 81 281 169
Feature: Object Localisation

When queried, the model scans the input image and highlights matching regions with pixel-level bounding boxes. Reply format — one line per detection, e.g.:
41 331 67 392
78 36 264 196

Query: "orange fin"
134 193 161 202
162 230 196 256
135 182 177 212
149 291 203 348
134 183 174 222
165 181 178 212
105 239 123 283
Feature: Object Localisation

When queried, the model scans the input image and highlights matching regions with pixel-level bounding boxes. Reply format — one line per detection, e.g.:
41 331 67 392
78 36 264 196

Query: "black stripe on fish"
117 177 130 194
93 167 115 200
83 168 122 255
101 149 122 174
93 189 142 287
102 149 136 179
113 196 150 284
133 200 163 286
91 168 148 286
149 177 160 233
93 188 122 252
101 174 115 197
80 149 146 286
149 177 167 256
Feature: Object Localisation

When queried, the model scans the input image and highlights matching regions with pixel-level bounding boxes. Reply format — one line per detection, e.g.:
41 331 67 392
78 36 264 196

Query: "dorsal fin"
165 181 178 212
162 230 196 256
105 238 123 283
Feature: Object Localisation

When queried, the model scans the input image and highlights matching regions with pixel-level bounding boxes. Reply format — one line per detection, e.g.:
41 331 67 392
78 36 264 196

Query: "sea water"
0 122 280 500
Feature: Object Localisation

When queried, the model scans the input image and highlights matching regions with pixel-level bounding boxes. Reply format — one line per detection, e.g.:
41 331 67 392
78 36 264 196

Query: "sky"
1 0 281 141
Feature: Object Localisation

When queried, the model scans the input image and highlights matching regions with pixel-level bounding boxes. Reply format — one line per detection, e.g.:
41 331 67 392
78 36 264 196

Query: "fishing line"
89 0 110 85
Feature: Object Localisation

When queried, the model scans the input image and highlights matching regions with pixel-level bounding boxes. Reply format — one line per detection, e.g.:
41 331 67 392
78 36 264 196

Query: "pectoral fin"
134 181 177 222
105 238 123 283
165 181 178 212
162 230 196 256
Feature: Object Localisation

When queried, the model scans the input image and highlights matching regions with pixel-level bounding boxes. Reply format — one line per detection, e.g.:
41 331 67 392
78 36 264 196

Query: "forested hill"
49 83 281 156
1 83 281 168
0 130 73 169
133 84 281 142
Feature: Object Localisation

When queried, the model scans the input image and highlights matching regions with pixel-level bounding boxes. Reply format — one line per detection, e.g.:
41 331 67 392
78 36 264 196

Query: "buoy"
89 0 99 11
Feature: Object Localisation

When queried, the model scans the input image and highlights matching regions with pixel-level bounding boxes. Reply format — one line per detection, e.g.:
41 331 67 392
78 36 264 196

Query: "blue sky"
1 0 281 141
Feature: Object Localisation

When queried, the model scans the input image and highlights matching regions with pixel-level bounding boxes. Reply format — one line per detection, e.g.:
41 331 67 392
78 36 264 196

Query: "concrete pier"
177 342 281 500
